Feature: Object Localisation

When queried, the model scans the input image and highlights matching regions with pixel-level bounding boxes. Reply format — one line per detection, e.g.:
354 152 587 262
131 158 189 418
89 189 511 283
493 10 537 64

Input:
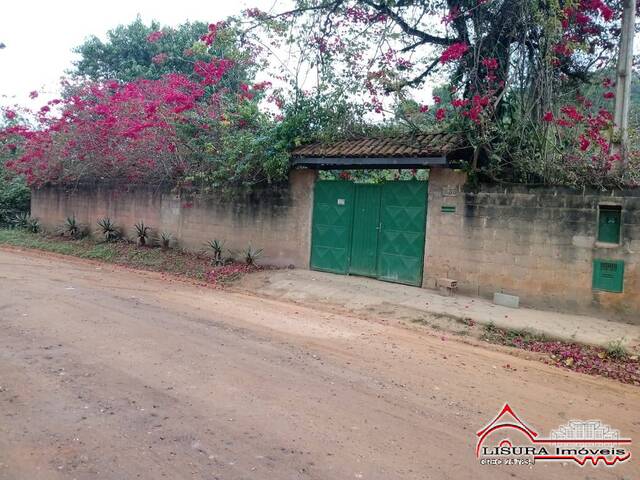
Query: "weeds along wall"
31 169 317 268
425 168 640 323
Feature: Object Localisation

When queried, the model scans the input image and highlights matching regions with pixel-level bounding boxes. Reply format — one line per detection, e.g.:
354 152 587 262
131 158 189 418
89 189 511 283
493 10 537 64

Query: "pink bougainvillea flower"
553 42 573 57
579 135 590 151
29 90 38 99
4 109 16 120
599 4 614 21
252 81 271 91
433 95 442 104
435 108 446 121
441 6 460 25
451 98 469 108
419 104 429 113
244 8 265 18
440 42 469 63
152 53 169 65
193 58 234 85
543 111 554 122
146 31 164 43
603 91 615 99
201 22 223 46
561 105 583 122
481 57 498 70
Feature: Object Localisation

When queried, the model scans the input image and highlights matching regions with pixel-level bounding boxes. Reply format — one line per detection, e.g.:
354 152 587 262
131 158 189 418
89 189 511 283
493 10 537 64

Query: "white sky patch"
2 1 634 116
0 0 268 107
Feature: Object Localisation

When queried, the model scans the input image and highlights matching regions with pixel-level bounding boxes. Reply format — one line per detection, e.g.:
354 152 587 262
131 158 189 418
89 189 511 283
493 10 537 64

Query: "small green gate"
310 181 355 274
310 180 428 286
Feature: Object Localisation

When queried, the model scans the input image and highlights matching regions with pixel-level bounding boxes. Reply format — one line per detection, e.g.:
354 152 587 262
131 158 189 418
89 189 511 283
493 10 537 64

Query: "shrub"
11 212 30 229
97 217 121 242
134 221 151 246
10 212 39 233
0 176 30 227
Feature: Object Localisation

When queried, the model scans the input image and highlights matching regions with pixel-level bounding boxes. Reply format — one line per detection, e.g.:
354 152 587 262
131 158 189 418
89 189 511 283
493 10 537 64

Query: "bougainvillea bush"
246 0 640 188
0 21 289 191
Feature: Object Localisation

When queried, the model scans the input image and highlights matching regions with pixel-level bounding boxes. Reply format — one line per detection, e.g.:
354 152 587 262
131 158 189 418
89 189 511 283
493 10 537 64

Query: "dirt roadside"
0 247 638 480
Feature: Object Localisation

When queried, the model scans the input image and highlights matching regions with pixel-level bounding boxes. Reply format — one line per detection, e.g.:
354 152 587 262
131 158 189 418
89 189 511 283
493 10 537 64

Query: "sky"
0 0 278 108
1 2 637 112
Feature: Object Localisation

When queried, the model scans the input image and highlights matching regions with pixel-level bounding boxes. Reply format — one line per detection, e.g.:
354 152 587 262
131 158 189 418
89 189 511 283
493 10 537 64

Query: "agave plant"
11 212 30 229
206 239 225 265
159 231 173 250
97 217 120 242
25 216 40 233
134 221 151 246
61 215 87 239
243 244 263 266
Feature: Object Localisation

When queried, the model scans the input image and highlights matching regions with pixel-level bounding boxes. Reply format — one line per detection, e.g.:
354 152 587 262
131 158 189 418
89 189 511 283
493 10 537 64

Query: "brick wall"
31 169 317 268
425 168 640 322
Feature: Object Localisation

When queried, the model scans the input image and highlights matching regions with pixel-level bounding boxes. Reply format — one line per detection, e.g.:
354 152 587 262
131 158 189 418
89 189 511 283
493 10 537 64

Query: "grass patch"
481 323 548 347
605 339 628 360
0 228 257 286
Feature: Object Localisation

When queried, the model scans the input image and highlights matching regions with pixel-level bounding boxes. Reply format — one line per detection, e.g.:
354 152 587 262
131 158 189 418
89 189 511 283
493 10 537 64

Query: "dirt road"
0 248 637 480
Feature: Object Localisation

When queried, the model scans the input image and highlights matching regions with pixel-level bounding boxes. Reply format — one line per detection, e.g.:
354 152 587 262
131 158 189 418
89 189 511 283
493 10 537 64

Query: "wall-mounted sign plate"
337 198 345 205
442 185 458 197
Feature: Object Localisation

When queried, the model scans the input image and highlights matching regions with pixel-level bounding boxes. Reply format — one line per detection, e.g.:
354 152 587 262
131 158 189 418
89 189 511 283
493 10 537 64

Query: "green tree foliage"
71 17 209 81
274 90 371 149
0 119 30 225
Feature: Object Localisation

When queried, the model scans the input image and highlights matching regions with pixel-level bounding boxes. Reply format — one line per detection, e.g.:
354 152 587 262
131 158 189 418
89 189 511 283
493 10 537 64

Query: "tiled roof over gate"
291 132 465 158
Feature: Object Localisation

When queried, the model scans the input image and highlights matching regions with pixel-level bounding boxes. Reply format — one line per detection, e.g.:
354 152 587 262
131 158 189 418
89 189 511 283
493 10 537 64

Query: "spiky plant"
97 217 120 242
159 232 172 250
206 239 225 265
25 216 40 233
11 212 30 229
243 245 263 266
134 221 151 246
60 215 87 239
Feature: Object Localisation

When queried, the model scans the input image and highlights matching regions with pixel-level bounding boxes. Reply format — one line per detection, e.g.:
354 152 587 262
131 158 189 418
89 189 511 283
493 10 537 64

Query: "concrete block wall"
425 168 640 322
31 169 317 268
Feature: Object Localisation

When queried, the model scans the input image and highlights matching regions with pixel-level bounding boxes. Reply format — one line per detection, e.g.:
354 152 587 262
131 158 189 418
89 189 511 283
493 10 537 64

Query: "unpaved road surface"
0 248 637 480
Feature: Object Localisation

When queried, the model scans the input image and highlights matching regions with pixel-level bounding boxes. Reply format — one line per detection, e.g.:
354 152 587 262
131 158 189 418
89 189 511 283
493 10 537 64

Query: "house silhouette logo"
476 404 632 467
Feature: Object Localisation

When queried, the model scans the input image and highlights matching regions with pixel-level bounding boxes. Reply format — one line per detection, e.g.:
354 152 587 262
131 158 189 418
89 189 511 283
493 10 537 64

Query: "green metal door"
598 206 621 244
377 181 428 286
310 181 355 274
349 184 381 276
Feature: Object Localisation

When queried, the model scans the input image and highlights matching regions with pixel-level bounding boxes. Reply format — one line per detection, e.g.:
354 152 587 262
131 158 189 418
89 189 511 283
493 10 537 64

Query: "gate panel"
349 184 381 277
377 181 428 286
310 181 355 274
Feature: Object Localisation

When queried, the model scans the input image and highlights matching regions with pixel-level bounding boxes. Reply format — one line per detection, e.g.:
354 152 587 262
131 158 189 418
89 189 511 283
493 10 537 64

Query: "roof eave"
291 155 449 170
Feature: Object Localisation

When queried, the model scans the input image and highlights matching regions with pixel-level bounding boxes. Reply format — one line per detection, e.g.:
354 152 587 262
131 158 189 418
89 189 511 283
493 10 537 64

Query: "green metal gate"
350 184 381 277
377 181 428 286
310 180 428 286
310 181 355 274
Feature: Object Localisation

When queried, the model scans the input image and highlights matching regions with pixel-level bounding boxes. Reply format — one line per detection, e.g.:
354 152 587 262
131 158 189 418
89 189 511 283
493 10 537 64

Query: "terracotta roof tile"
291 132 465 158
